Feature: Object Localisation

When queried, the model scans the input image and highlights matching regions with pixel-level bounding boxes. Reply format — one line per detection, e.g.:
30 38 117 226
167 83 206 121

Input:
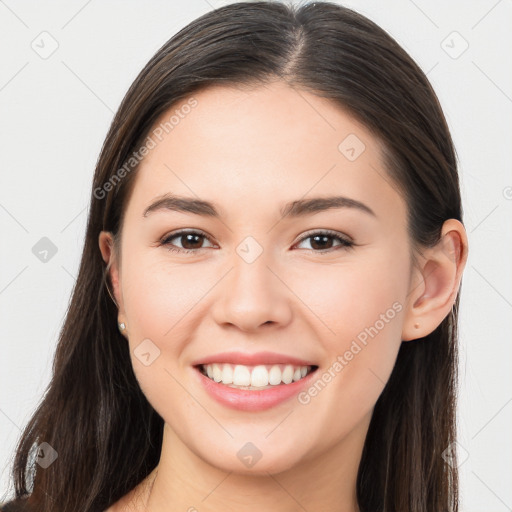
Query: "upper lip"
191 351 317 367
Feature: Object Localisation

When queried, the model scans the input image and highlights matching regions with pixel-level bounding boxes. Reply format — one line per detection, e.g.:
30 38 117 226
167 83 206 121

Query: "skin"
99 81 468 512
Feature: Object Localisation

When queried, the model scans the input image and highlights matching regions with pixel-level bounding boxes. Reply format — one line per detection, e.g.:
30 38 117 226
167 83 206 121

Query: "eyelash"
160 229 355 255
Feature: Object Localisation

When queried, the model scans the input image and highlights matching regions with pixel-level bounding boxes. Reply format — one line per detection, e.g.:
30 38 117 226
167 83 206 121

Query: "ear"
402 219 468 341
98 231 126 319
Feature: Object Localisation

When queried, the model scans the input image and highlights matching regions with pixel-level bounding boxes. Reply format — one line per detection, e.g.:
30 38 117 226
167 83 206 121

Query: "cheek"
121 251 209 341
119 252 208 410
291 249 408 350
289 248 408 419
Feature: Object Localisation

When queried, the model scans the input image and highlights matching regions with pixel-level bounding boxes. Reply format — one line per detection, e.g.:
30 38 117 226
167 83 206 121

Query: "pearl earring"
118 322 126 332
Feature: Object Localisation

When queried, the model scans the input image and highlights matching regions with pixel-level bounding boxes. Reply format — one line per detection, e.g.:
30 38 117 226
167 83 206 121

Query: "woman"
2 1 468 511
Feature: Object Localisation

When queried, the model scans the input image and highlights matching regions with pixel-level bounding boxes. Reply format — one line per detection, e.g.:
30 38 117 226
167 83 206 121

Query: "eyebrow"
142 193 376 219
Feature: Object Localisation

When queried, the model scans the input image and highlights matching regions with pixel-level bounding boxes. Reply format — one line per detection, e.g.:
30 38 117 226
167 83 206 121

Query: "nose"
211 248 293 333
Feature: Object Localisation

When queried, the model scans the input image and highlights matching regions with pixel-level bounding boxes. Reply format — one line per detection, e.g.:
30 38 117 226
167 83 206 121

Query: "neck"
136 417 368 512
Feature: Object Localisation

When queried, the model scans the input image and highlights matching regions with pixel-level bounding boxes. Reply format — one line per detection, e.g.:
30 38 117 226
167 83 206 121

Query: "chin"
188 432 309 476
207 450 303 476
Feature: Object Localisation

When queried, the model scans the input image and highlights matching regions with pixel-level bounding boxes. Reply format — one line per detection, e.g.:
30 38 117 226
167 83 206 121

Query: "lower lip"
193 366 318 412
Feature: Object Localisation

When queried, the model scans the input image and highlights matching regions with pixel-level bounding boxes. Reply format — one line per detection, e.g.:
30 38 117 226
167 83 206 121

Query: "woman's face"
109 81 415 474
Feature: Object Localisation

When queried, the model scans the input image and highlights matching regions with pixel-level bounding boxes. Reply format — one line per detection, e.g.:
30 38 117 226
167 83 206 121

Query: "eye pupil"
310 235 333 250
182 233 203 249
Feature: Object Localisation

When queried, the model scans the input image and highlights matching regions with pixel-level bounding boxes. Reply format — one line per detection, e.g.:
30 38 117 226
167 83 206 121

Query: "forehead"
127 81 405 224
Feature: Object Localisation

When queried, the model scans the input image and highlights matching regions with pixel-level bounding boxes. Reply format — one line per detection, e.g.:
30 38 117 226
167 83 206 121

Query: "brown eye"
295 230 354 253
161 230 214 253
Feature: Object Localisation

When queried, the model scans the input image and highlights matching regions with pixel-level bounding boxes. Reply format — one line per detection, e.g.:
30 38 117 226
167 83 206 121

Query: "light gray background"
1 0 511 510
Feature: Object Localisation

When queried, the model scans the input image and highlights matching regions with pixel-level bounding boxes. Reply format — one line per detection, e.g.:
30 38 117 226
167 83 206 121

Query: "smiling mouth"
196 363 318 390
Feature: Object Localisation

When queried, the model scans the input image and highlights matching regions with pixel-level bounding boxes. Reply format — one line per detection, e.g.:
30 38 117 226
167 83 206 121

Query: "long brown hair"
4 2 463 510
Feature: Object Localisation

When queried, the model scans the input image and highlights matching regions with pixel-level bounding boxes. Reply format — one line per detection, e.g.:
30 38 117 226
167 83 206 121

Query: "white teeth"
251 365 269 387
221 364 233 384
233 365 251 386
200 363 314 388
281 365 294 384
268 365 282 385
212 363 222 382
